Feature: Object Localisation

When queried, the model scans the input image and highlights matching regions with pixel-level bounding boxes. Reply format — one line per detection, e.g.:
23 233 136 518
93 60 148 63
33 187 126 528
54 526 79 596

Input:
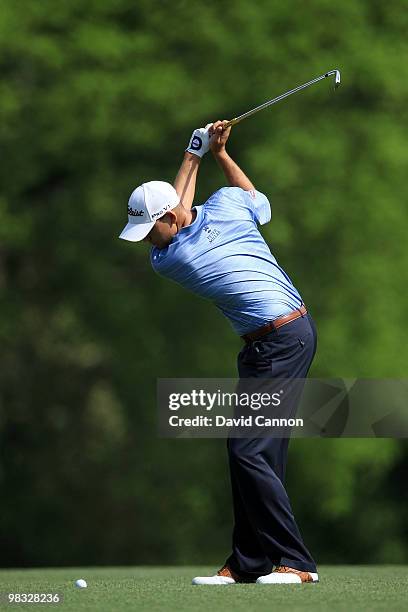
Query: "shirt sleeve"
243 189 271 225
203 187 271 225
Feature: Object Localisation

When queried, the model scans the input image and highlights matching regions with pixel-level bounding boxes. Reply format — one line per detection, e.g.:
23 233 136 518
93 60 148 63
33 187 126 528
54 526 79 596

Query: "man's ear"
165 210 178 226
158 210 177 229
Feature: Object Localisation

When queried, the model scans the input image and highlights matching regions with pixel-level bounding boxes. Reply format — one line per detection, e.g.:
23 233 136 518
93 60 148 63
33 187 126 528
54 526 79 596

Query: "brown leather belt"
241 305 308 343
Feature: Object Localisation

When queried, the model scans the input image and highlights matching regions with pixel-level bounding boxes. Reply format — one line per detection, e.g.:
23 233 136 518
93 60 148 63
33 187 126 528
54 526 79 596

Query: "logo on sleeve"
203 225 221 243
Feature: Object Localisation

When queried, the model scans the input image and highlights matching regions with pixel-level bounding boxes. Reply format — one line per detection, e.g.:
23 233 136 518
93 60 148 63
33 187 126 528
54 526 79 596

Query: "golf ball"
75 579 87 589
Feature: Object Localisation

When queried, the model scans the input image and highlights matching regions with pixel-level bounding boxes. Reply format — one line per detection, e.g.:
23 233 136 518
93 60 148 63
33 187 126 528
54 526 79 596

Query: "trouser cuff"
226 555 273 582
280 557 317 573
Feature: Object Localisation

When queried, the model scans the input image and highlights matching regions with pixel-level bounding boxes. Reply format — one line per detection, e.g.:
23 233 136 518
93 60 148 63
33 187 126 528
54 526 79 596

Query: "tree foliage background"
1 0 407 567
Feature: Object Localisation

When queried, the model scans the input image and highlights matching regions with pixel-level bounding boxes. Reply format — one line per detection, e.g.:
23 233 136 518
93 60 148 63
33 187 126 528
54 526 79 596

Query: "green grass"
0 566 406 611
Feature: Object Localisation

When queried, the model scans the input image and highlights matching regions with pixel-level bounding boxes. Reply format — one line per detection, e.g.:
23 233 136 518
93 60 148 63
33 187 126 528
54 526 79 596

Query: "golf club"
224 69 341 128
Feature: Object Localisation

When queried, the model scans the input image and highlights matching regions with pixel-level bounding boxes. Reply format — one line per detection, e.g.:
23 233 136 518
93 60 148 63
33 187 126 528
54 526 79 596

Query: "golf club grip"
223 118 239 128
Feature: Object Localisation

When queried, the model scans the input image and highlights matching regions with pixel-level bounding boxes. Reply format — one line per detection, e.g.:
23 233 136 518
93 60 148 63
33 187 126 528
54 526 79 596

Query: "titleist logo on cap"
128 206 144 217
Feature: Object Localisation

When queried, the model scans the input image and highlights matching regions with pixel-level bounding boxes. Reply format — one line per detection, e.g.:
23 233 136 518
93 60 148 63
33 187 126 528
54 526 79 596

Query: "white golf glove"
185 123 212 158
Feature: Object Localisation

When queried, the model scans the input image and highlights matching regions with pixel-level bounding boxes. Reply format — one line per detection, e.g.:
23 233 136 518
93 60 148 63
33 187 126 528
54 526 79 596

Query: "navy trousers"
226 313 318 580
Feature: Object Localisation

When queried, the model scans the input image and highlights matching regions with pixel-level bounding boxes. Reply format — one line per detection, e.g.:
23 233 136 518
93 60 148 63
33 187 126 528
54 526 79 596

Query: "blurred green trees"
1 0 408 566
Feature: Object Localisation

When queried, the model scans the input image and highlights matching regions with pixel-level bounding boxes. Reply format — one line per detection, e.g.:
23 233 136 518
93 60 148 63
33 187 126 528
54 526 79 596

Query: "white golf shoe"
256 565 319 584
192 564 242 585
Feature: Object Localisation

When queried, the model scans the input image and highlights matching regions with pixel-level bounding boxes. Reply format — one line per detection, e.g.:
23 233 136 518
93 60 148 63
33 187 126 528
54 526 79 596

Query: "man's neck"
178 206 197 229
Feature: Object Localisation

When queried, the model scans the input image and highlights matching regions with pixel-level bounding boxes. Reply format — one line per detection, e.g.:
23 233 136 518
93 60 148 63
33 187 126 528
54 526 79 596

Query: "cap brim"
119 221 155 242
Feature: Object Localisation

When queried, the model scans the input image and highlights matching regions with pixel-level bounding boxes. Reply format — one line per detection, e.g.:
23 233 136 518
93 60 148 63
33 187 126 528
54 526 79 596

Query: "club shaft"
225 70 339 128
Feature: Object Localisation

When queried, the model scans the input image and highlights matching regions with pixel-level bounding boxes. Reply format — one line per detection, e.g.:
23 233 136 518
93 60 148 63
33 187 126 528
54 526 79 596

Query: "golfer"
119 121 318 585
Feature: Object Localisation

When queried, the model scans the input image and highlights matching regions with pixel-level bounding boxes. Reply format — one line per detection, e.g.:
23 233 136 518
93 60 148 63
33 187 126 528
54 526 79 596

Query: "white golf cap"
119 181 180 242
